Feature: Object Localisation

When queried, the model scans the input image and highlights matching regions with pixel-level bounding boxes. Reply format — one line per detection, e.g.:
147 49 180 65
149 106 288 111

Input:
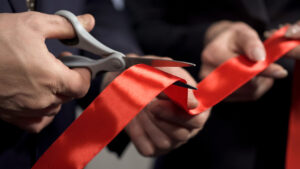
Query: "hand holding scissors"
56 10 196 89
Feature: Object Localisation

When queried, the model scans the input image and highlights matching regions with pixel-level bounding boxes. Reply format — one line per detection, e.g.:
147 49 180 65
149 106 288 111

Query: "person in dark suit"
126 0 300 168
0 0 210 168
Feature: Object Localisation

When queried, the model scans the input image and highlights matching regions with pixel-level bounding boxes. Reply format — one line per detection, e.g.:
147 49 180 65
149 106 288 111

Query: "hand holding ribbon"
201 21 288 102
103 54 210 156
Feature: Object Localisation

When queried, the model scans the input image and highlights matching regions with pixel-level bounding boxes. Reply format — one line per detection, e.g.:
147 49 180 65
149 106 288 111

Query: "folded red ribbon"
32 26 300 169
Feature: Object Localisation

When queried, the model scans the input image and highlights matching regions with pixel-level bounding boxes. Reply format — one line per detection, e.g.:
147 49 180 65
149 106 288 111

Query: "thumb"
55 52 91 98
188 89 198 109
41 13 95 39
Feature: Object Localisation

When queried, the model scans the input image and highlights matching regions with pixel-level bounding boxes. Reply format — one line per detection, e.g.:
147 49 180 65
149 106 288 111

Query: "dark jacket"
0 0 140 168
126 0 300 168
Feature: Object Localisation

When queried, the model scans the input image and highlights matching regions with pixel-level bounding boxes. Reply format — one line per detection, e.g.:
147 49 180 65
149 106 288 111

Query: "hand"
200 21 288 102
0 12 94 133
109 55 210 156
282 21 300 60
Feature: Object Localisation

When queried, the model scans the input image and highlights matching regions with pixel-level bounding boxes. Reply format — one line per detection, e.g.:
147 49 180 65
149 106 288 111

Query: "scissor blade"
124 57 195 68
174 81 198 90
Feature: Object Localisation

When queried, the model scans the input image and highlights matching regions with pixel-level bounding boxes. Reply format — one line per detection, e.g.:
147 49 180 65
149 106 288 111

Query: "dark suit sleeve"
86 0 142 56
125 0 211 77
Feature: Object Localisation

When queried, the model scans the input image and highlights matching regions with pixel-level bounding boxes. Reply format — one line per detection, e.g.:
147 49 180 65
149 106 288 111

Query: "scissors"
55 10 197 89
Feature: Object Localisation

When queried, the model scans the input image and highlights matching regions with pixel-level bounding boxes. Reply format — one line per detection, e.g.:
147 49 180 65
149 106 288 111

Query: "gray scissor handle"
55 10 125 58
59 54 125 79
55 10 126 79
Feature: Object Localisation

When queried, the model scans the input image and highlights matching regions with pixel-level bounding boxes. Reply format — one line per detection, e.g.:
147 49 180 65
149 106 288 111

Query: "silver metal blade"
124 57 195 68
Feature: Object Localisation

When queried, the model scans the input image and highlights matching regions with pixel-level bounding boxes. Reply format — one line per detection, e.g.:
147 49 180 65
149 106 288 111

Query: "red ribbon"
32 26 300 169
286 61 300 169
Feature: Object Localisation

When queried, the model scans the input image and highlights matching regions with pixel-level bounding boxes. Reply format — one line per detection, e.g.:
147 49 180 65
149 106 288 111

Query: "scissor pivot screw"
111 60 123 69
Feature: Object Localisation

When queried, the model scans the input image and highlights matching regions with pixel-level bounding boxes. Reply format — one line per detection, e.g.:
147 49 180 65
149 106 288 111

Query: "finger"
49 53 90 98
139 109 172 150
152 117 191 142
157 88 198 109
55 51 91 97
233 24 266 61
28 104 62 117
189 128 202 139
285 21 300 38
126 53 139 58
263 29 277 39
253 77 274 99
157 67 199 108
60 51 73 57
126 118 155 156
260 63 288 79
150 100 209 129
59 51 92 83
42 13 95 39
286 46 300 60
187 90 198 109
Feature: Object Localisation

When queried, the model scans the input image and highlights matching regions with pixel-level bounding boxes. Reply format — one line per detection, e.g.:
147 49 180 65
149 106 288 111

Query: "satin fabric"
31 65 188 169
32 26 300 169
286 62 300 169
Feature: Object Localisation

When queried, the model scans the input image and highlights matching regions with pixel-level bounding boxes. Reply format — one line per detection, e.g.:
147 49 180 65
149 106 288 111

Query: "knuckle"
47 79 61 95
22 11 44 33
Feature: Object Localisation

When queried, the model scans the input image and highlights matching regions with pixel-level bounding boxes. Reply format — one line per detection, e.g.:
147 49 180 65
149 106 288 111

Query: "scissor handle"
59 54 126 79
55 10 125 58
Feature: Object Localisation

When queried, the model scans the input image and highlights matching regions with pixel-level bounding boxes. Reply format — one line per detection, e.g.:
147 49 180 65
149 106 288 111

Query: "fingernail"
285 25 300 38
81 16 89 28
272 69 288 78
251 48 266 61
79 14 94 30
